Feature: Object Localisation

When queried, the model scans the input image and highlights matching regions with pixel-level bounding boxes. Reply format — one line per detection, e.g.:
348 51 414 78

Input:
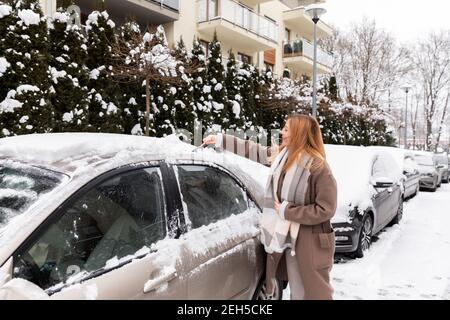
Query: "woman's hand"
274 200 281 214
203 135 216 146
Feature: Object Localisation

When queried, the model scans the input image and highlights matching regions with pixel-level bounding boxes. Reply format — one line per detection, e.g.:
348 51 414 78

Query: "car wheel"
352 214 373 259
390 199 404 225
253 276 283 300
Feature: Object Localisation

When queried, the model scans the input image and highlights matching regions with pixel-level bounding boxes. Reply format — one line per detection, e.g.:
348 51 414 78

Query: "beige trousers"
265 249 305 300
286 249 305 300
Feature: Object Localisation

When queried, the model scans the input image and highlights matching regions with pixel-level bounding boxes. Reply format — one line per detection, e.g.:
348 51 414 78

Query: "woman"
202 114 337 300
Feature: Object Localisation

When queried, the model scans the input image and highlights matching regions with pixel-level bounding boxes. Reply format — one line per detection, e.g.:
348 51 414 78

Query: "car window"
175 165 249 229
12 167 166 290
0 161 66 228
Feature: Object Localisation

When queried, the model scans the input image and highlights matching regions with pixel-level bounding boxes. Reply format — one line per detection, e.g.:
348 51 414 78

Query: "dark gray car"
328 146 404 259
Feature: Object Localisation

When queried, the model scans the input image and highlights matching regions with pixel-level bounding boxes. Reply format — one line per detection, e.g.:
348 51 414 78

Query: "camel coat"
216 134 337 300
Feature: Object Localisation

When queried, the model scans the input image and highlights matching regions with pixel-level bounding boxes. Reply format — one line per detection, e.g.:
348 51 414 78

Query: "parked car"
433 152 449 183
413 151 441 191
327 145 404 258
402 154 421 198
368 146 420 200
0 133 278 300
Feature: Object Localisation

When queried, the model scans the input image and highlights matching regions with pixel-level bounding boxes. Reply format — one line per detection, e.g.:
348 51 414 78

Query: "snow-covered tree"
172 36 196 136
225 51 243 130
85 10 123 133
0 0 53 136
116 18 146 135
191 37 211 133
237 62 257 130
205 31 227 129
111 25 179 136
49 8 89 132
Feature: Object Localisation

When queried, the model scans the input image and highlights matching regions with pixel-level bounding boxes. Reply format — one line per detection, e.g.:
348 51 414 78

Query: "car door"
173 163 261 300
9 164 187 299
371 156 395 230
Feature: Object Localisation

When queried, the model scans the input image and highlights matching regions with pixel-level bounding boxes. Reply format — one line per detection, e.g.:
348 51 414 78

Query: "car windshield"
0 161 66 229
414 155 434 166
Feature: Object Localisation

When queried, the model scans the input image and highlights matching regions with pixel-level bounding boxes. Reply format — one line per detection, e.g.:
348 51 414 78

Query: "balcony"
241 0 273 6
283 6 332 41
75 0 179 26
197 0 278 53
283 38 333 75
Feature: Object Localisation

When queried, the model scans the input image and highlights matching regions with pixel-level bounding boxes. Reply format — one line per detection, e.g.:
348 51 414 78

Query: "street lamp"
305 4 327 119
402 85 411 149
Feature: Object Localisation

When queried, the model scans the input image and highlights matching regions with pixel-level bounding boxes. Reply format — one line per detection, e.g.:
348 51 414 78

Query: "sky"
322 0 450 43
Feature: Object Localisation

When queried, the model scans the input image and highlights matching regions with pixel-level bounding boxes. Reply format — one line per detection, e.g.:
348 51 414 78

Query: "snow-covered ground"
283 183 450 300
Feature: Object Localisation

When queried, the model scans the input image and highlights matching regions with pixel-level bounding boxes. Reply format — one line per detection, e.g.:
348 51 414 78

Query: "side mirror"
371 177 394 188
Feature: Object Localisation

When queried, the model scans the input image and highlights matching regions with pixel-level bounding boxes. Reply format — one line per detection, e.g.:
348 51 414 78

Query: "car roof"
0 132 265 204
0 133 186 174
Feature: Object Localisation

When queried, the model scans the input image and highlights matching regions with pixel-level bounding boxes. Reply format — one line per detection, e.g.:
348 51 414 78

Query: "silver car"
413 152 441 191
0 133 279 300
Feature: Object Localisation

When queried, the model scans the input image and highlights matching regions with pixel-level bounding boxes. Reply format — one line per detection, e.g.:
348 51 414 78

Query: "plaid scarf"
260 147 313 256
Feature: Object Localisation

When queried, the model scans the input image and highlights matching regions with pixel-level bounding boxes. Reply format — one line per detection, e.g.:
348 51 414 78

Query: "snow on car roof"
0 133 193 174
367 146 407 170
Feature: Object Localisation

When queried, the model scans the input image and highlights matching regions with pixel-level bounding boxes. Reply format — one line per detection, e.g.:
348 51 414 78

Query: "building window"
200 40 209 58
237 52 252 64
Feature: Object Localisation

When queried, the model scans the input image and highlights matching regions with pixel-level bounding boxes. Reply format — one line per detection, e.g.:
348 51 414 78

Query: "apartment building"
40 0 333 79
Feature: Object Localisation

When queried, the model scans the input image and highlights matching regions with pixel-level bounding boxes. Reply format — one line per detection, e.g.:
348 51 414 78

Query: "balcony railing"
198 0 278 43
149 0 179 11
283 38 333 67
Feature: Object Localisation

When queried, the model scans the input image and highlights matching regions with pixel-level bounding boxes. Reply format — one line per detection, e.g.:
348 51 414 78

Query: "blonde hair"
269 114 326 172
